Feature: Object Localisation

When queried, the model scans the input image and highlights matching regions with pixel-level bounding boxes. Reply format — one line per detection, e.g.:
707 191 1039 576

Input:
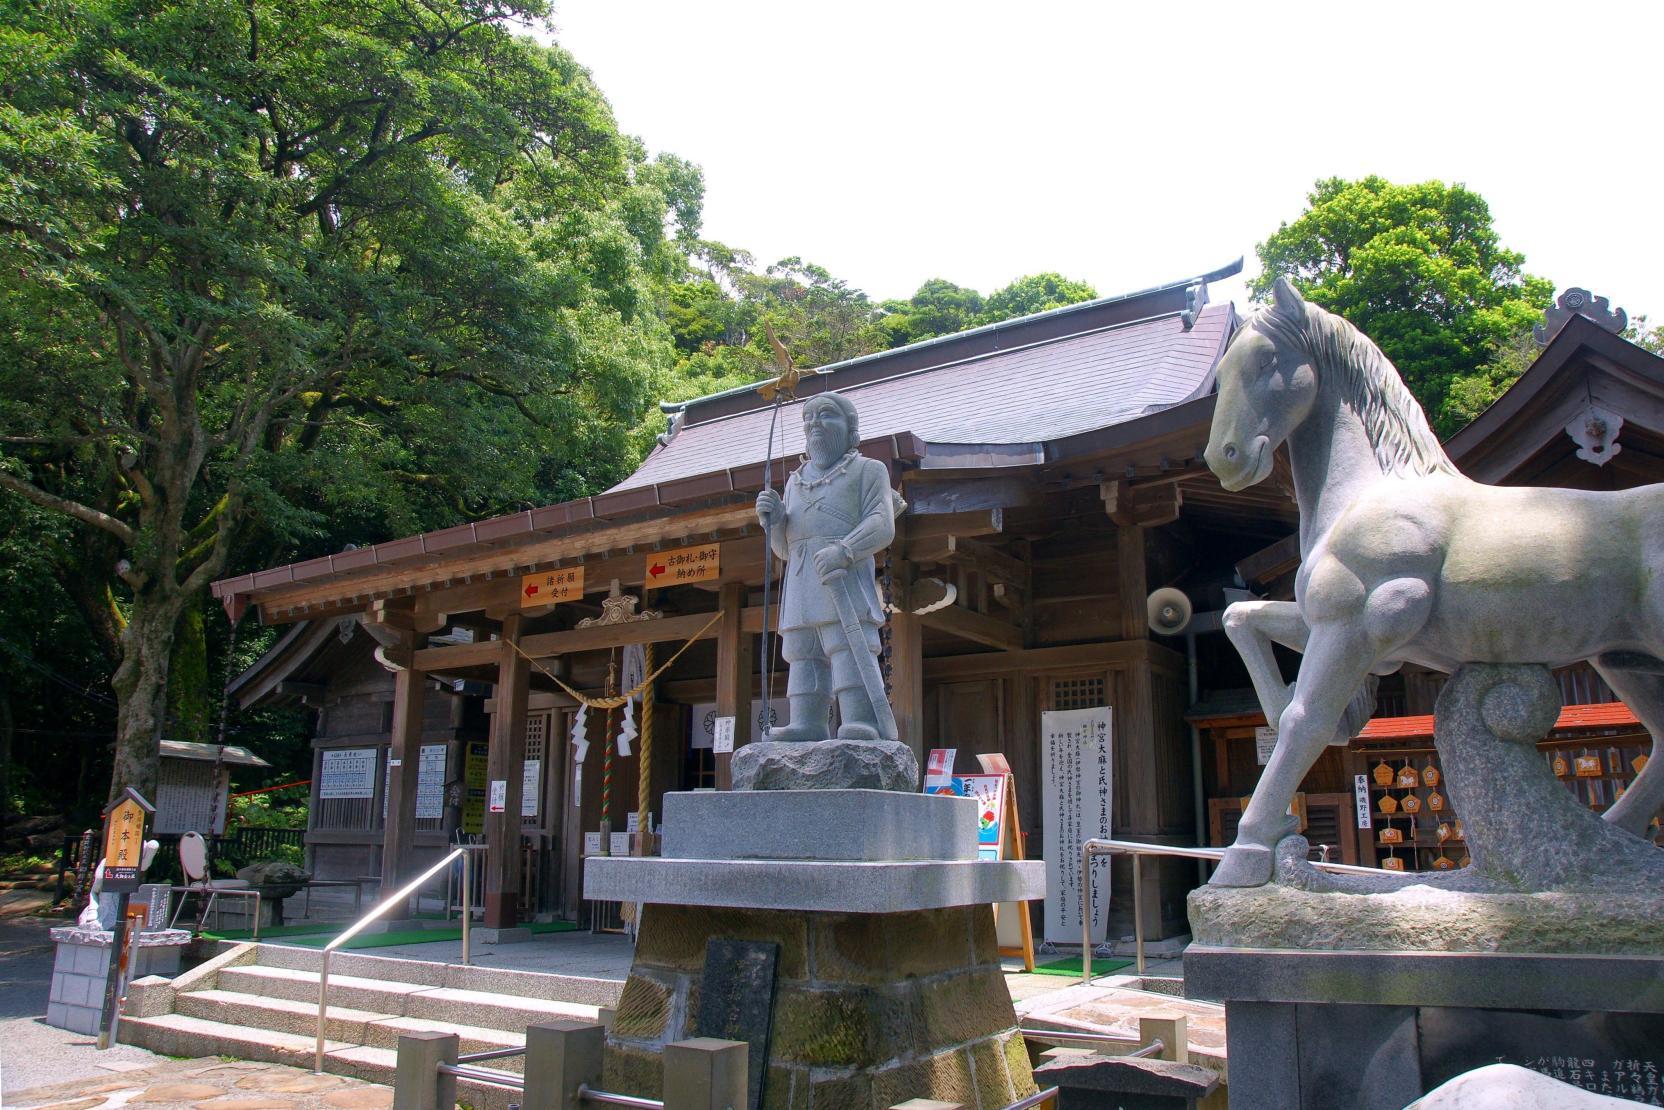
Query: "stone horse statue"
1202 276 1664 887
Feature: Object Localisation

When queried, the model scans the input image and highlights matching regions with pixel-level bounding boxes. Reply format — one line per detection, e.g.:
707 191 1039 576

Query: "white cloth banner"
1041 706 1113 945
616 698 636 758
571 706 590 765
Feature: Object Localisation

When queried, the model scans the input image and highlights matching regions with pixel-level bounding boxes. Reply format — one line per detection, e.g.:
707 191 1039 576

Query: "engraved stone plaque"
695 938 779 1110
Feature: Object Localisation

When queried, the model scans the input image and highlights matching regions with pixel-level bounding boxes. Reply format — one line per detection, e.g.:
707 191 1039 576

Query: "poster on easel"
1041 706 1113 946
925 750 1036 970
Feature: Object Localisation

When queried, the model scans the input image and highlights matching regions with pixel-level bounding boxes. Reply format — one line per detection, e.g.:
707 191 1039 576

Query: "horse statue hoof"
1209 842 1275 887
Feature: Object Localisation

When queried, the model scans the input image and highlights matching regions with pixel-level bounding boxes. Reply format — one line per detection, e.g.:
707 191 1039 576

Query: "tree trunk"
167 604 211 744
109 593 184 804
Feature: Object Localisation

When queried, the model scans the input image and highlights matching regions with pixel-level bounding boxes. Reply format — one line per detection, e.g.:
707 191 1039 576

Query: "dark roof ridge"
660 258 1243 420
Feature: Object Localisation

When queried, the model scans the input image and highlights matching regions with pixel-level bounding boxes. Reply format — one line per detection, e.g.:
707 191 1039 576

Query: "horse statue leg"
1223 599 1306 734
1213 618 1387 887
1593 651 1664 836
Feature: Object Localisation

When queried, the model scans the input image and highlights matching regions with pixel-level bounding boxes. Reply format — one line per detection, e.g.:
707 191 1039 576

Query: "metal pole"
314 949 331 1073
1133 853 1145 976
1080 841 1092 985
461 849 471 966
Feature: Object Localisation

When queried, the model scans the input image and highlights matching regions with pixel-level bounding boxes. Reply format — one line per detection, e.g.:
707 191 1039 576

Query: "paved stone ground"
5 1057 393 1110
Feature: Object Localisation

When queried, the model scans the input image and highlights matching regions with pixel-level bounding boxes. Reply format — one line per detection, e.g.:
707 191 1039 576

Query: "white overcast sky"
547 1 1663 321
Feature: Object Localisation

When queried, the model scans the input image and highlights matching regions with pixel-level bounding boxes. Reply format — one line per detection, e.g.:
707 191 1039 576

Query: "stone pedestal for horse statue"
1189 279 1664 1110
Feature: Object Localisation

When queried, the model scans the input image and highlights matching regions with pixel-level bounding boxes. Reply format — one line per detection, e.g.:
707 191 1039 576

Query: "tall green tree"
1253 176 1554 435
0 0 695 802
982 272 1098 321
876 279 986 348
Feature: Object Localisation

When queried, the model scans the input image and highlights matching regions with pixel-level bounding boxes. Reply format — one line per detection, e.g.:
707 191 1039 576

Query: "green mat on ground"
204 919 580 947
1029 954 1134 978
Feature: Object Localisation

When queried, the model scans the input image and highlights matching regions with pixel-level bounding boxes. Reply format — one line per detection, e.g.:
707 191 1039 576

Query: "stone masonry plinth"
607 903 1036 1108
584 788 1044 1108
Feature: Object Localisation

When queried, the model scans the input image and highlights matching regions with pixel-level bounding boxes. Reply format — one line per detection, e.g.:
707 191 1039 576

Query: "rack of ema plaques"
584 786 1047 1107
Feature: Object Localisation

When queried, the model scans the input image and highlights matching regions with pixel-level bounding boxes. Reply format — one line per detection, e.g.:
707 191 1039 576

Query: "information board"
522 759 541 818
461 740 489 834
416 744 446 820
319 748 377 799
1041 706 1113 945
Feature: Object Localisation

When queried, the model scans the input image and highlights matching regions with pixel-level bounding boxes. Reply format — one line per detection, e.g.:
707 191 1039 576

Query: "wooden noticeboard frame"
975 753 1036 972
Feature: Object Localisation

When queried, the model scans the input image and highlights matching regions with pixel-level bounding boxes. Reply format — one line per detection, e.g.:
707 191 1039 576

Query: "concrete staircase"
122 942 622 1103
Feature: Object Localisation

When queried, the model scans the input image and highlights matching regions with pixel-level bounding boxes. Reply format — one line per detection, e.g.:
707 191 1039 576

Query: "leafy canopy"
1253 176 1554 436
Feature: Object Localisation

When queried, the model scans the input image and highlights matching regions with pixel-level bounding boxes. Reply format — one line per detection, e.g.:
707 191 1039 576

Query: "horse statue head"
1204 276 1456 492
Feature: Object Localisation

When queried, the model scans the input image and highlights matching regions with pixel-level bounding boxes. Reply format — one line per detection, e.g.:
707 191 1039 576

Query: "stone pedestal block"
47 925 191 1035
587 786 1043 1108
1185 946 1664 1110
604 903 1036 1109
663 789 975 862
732 739 919 792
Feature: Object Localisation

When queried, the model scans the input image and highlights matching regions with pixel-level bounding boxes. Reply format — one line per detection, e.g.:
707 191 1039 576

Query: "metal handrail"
1079 837 1384 981
313 844 478 1073
438 1061 524 1089
577 1086 666 1108
1005 1088 1061 1109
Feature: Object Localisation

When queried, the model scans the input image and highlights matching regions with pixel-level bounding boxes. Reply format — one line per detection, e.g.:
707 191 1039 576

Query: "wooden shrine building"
216 259 1317 939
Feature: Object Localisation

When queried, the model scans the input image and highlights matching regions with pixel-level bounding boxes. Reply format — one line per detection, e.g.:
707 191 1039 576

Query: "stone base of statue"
1184 946 1664 1110
584 787 1044 1107
1188 663 1664 1108
731 737 919 792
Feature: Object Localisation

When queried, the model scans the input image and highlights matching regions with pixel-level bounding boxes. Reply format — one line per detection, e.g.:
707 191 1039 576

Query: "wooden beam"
1101 480 1183 528
921 638 1177 682
942 534 1029 588
380 652 425 903
889 537 926 763
1236 533 1301 587
253 501 758 616
1117 525 1148 642
483 614 530 928
919 604 1024 652
899 508 1003 542
713 582 753 790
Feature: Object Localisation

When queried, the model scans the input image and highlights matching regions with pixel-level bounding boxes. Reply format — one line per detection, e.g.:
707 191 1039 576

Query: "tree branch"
0 470 136 545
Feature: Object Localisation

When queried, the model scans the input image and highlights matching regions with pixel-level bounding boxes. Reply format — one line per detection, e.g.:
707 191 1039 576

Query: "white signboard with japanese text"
690 699 792 748
417 744 446 819
1041 706 1113 945
320 748 377 800
521 759 541 818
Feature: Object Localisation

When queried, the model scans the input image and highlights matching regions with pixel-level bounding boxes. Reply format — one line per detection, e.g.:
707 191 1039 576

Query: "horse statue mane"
1245 294 1461 481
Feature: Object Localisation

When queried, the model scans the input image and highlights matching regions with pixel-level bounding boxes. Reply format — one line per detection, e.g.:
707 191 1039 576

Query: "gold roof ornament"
755 323 803 403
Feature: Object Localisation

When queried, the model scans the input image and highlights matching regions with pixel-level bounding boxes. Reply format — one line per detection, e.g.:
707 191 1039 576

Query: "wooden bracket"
1101 479 1183 527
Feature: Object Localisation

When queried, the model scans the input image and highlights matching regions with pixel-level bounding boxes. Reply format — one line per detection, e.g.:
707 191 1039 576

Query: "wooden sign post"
96 787 154 1050
975 753 1036 973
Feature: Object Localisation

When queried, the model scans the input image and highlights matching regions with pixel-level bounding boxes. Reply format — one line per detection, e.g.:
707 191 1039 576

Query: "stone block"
967 1036 1016 1104
760 1065 805 1110
870 1048 978 1108
637 906 809 979
1033 1053 1220 1102
812 908 974 985
770 986 872 1068
803 1070 871 1108
613 973 677 1041
732 739 919 792
663 789 974 862
919 969 1018 1049
1001 1032 1039 1097
471 925 534 944
586 857 1045 914
603 1041 664 1099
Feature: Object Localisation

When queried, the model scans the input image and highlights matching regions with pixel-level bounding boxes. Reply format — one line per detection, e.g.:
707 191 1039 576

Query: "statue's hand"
756 488 783 529
814 543 852 582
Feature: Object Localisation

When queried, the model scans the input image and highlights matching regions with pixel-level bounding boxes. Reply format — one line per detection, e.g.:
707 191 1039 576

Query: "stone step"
120 1013 519 1109
214 962 600 1031
249 941 621 1008
219 964 433 1013
173 989 530 1069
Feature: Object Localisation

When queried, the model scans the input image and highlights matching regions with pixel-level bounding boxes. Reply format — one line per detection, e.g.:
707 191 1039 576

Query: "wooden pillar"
889 537 926 762
714 582 753 790
485 613 530 928
1116 523 1164 936
380 657 425 901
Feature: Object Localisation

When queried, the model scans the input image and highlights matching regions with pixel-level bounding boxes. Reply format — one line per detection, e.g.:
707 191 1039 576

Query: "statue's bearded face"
803 401 850 465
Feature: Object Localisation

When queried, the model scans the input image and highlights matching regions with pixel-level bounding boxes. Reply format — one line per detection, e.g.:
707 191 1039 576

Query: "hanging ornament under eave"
572 705 590 765
617 696 637 758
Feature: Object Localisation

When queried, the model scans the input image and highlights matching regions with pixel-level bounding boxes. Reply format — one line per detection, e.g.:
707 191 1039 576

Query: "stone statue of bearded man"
755 392 901 742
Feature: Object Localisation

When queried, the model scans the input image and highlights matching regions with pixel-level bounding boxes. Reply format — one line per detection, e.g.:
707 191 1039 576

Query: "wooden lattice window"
1052 676 1106 711
522 712 548 825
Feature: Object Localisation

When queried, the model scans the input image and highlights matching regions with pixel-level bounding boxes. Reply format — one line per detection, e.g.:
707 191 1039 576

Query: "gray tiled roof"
614 302 1232 491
